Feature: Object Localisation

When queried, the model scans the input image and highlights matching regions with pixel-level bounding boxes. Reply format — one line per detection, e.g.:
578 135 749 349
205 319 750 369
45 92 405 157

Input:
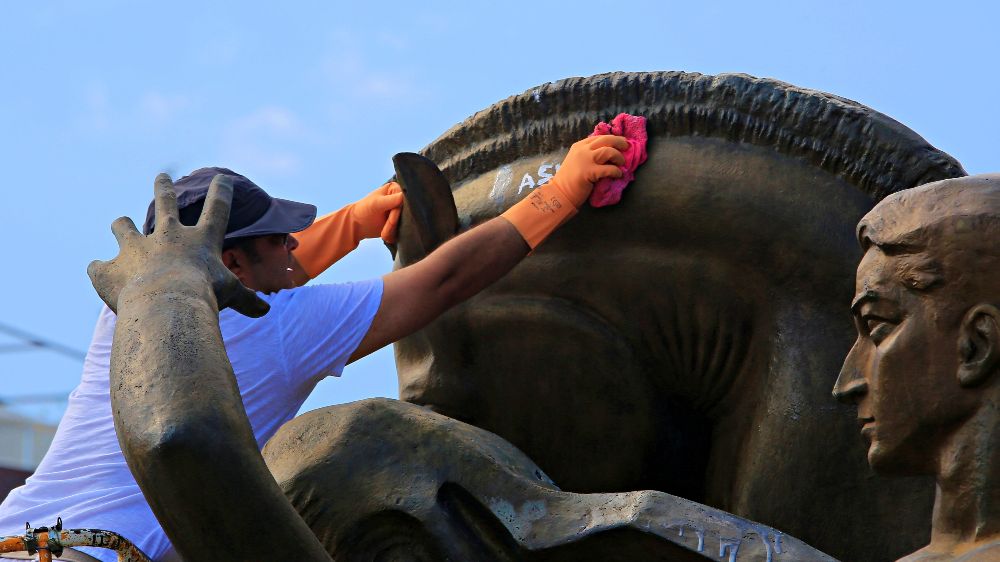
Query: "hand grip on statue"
549 135 628 207
501 135 627 249
350 181 405 242
291 182 404 282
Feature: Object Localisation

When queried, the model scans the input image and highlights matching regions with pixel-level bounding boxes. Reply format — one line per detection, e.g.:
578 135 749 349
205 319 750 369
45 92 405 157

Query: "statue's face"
836 246 971 475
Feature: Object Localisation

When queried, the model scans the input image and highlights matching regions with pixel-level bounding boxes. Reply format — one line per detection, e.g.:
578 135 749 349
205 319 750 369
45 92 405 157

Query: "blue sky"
0 0 996 423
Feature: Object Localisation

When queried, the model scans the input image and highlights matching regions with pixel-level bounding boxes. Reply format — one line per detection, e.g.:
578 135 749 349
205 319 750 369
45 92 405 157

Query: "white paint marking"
517 173 536 195
536 163 554 186
719 538 741 562
665 521 706 552
490 165 514 207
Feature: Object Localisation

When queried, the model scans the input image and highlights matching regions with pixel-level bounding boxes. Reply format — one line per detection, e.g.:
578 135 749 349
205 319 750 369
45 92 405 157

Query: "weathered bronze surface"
834 175 1000 561
263 397 836 561
386 71 966 561
88 175 332 561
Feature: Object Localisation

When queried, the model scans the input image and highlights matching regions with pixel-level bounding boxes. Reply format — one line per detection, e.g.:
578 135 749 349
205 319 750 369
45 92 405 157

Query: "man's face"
834 246 973 475
233 233 299 294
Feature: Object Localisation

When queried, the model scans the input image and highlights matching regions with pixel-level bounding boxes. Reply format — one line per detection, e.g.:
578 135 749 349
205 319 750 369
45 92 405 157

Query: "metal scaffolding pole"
0 322 86 362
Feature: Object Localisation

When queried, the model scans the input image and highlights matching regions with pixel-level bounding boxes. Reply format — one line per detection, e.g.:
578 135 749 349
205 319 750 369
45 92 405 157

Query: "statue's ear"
387 153 459 265
957 304 1000 387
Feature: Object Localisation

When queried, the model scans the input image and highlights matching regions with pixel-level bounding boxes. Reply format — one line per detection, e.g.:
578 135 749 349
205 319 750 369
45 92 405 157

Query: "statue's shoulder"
896 540 1000 562
954 540 1000 562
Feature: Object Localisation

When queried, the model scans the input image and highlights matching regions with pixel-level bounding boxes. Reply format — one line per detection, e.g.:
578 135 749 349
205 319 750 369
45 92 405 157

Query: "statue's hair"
421 71 966 201
858 175 1000 292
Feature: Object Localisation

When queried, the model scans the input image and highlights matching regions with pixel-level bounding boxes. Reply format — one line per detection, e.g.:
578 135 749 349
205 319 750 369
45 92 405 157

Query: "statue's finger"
153 173 180 232
225 282 270 318
111 216 142 247
86 259 105 287
87 260 120 313
199 175 234 245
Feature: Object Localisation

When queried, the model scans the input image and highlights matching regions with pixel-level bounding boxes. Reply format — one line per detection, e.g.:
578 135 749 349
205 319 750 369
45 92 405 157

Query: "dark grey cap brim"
224 197 317 239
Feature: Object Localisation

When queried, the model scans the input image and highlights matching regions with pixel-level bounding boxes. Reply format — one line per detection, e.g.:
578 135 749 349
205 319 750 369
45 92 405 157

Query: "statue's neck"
930 402 999 552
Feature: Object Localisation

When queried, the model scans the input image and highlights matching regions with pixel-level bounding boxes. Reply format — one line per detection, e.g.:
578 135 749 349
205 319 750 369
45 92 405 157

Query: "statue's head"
390 72 963 496
386 72 965 559
834 174 1000 475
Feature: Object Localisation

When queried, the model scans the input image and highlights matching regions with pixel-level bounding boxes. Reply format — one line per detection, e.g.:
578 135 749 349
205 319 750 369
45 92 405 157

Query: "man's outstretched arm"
349 134 627 362
289 182 403 285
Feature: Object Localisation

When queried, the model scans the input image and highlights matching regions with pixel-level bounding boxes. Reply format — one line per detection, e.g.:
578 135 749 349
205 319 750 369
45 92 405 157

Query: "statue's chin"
867 442 924 477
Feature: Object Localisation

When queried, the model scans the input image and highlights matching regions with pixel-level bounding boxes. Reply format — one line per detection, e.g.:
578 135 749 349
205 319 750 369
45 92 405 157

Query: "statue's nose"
833 343 869 403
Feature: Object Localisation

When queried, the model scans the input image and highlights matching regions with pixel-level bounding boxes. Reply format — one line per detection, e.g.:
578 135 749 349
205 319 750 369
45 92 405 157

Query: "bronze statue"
87 71 986 561
89 161 836 562
834 174 1000 562
88 175 333 561
264 397 836 561
383 71 964 562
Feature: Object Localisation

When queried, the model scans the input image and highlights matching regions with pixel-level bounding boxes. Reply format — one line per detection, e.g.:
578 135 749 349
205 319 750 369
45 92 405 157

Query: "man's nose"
833 343 869 404
286 234 299 251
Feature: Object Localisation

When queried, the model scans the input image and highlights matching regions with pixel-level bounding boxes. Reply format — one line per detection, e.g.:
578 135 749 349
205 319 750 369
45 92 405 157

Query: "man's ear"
957 304 1000 387
222 248 242 276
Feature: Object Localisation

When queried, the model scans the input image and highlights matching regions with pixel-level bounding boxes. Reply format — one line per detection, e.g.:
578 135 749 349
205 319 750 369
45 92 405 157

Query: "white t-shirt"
0 280 382 561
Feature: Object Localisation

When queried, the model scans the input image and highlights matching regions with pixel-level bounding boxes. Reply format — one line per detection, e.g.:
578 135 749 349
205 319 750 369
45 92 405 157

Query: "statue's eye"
864 317 895 345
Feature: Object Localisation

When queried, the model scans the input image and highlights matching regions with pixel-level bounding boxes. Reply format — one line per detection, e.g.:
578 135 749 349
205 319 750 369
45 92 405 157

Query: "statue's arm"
89 175 331 561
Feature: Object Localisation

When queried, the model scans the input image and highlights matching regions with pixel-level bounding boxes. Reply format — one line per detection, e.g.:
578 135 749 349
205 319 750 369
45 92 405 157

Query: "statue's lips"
860 418 876 441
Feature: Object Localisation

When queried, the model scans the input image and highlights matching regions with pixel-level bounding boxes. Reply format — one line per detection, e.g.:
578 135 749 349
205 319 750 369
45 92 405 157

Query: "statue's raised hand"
87 173 269 318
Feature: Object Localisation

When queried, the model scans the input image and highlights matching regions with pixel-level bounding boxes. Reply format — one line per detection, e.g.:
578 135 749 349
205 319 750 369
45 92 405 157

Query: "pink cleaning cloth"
588 113 647 207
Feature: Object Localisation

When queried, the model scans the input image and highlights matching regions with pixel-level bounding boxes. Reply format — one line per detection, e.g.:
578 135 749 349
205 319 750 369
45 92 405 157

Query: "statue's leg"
264 398 836 562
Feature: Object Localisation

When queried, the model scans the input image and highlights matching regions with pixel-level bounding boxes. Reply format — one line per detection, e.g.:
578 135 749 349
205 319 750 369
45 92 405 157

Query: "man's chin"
263 276 298 294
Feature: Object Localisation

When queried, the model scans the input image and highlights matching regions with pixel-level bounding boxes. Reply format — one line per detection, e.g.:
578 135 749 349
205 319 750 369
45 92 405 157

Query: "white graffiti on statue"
488 161 563 208
665 521 707 552
664 519 786 562
517 162 560 195
489 165 513 208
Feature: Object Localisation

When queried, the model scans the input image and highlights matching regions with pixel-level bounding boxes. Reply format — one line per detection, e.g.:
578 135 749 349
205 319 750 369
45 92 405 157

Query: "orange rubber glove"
291 182 404 281
501 135 627 249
